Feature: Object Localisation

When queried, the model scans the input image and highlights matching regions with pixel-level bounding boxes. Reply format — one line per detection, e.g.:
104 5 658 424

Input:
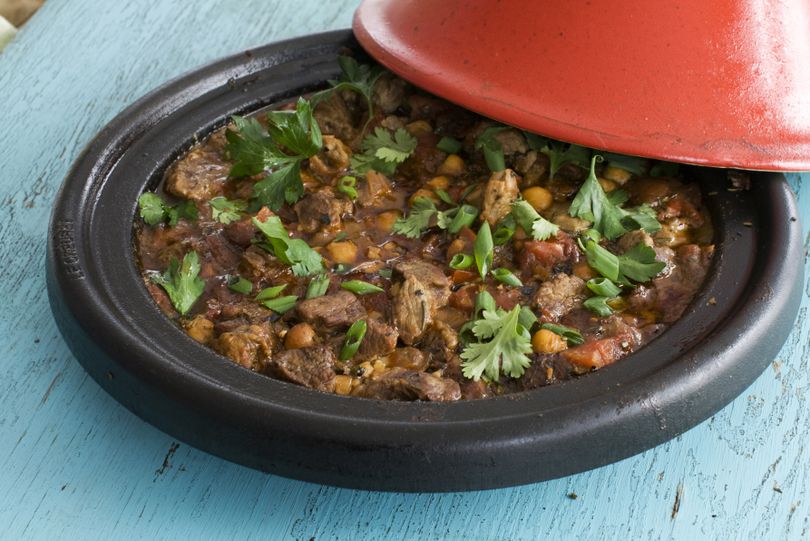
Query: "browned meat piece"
214 323 274 371
313 93 357 142
238 245 291 282
392 259 451 344
373 74 407 114
617 230 654 253
514 150 550 186
356 170 392 207
460 379 490 400
293 189 352 234
308 135 352 179
266 345 336 393
184 315 214 344
480 169 520 225
532 274 587 323
220 300 274 324
296 290 366 329
518 232 580 280
193 233 241 277
626 244 714 323
352 368 461 401
223 216 257 247
494 128 528 155
420 321 459 369
388 347 429 371
358 318 399 359
165 131 229 201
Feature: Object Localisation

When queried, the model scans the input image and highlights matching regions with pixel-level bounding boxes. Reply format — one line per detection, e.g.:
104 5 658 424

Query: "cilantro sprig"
511 200 559 241
391 197 437 238
150 251 205 316
225 97 322 212
578 230 665 286
138 193 198 226
252 215 323 276
313 56 386 128
460 304 534 381
209 196 247 225
350 127 417 176
541 140 591 180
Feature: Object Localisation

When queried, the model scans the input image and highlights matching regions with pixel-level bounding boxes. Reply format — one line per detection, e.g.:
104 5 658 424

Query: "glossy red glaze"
354 0 810 171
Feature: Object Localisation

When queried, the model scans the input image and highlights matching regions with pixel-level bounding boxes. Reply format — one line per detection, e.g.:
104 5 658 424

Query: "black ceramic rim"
47 30 804 492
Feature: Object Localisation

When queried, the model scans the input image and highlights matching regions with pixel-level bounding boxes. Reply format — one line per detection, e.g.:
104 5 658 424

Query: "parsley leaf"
150 251 205 316
460 305 534 381
603 152 649 176
252 215 323 276
391 197 437 238
350 127 417 175
209 196 247 225
511 200 560 241
225 98 322 211
617 243 666 283
541 140 591 179
314 56 386 126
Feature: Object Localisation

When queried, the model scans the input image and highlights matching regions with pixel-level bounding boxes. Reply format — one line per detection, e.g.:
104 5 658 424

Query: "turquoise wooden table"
2 1 809 539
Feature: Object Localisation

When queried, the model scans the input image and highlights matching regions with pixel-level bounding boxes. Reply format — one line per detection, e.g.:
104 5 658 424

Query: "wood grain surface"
1 1 808 539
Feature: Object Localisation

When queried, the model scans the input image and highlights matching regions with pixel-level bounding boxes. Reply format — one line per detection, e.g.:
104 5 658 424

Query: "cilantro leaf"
540 140 591 179
166 201 198 226
150 251 205 316
209 196 247 225
569 155 630 240
511 200 560 241
617 243 666 283
391 197 437 238
351 127 417 175
603 152 649 176
313 56 387 125
460 305 534 381
225 98 321 211
622 203 662 234
252 215 323 276
138 192 197 226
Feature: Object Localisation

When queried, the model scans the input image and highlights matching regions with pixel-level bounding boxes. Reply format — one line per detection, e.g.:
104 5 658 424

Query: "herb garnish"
255 284 287 301
391 197 437 238
579 229 665 286
350 127 417 176
306 274 330 299
209 196 247 225
340 320 367 361
337 175 358 201
460 305 534 381
150 251 205 316
474 126 508 172
226 275 253 295
436 136 463 154
252 215 323 276
341 280 384 295
138 193 198 226
261 295 298 314
511 200 560 241
313 56 386 128
540 140 591 180
540 323 585 345
225 97 322 211
473 221 494 279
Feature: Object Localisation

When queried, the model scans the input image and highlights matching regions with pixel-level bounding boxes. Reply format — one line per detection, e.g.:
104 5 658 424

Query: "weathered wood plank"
1 1 808 539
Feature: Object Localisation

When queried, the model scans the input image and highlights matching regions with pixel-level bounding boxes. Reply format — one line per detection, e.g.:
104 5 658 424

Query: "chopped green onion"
337 175 358 201
540 323 585 345
586 277 621 297
334 263 351 274
448 204 478 234
306 274 330 299
475 127 507 172
435 189 455 205
340 280 384 295
261 295 298 314
474 290 497 317
378 268 393 279
583 296 614 317
255 284 287 301
340 320 367 361
436 136 463 154
491 268 523 287
492 215 516 245
518 305 538 330
449 253 474 270
227 275 253 295
474 221 494 279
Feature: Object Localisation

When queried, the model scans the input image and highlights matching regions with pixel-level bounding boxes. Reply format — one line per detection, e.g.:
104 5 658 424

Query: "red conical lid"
354 0 810 171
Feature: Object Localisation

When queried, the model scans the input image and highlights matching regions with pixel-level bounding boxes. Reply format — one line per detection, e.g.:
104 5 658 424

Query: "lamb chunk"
194 233 241 276
514 150 549 186
420 321 459 369
532 274 587 323
266 345 336 393
494 128 528 155
239 245 291 282
313 93 356 142
223 216 257 247
617 230 654 253
392 259 451 345
214 323 275 372
220 301 274 324
296 290 366 329
358 318 399 359
294 189 352 233
165 131 229 201
372 74 407 114
308 135 352 179
480 169 520 225
356 170 392 207
353 368 461 401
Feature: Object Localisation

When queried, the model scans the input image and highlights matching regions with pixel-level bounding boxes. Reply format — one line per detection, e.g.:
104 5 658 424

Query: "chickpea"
375 210 400 232
598 178 617 192
438 154 465 176
327 240 357 264
427 175 450 190
284 323 316 350
409 188 439 206
532 329 568 354
603 166 632 185
334 375 353 395
522 186 553 211
405 120 433 136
